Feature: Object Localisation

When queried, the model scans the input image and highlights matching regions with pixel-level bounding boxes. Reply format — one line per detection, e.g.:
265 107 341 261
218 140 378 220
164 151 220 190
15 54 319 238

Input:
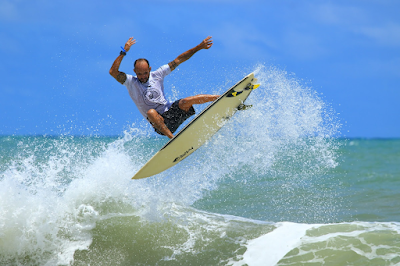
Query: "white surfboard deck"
132 72 259 179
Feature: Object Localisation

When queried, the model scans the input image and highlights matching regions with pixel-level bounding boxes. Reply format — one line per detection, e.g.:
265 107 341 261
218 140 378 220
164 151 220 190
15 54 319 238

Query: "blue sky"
1 0 399 138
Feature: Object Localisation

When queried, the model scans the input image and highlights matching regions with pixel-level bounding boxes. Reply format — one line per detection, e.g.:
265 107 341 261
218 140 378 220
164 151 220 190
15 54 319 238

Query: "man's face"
134 61 151 83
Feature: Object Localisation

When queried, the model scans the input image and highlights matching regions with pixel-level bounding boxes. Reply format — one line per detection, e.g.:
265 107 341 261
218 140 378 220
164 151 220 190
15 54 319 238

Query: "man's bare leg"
147 109 174 139
179 94 219 112
147 95 219 139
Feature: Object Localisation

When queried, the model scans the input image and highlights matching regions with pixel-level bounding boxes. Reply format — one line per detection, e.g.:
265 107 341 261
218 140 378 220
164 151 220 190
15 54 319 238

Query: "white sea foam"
233 221 400 266
0 64 344 265
238 222 316 266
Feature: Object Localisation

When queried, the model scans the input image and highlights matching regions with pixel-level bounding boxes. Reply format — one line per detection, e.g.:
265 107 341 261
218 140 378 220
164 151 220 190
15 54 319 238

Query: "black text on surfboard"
173 147 194 163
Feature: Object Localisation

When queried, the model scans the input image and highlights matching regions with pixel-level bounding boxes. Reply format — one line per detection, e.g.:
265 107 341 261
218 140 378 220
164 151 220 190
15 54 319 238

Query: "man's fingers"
124 37 136 52
127 37 136 45
203 36 213 49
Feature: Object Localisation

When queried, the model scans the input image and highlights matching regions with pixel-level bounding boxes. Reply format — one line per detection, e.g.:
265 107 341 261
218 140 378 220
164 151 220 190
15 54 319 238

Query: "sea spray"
193 64 342 222
0 63 344 265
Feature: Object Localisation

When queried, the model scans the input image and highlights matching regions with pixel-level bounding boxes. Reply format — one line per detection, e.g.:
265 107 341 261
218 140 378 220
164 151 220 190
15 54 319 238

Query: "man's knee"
179 98 193 112
179 98 188 105
147 109 162 122
147 109 157 116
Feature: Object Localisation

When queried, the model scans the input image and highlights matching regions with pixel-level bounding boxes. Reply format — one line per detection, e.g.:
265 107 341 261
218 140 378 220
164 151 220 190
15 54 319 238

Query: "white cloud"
151 0 259 3
359 23 400 47
213 22 277 60
312 3 368 26
283 31 326 60
310 2 400 47
0 0 20 22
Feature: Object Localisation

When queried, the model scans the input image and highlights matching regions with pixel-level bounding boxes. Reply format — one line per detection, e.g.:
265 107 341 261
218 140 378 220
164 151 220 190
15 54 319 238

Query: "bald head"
134 58 150 68
134 58 151 83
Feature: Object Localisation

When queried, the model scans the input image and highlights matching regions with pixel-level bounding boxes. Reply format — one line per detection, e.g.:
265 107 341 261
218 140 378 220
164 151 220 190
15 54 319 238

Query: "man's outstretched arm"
109 37 136 84
169 36 213 71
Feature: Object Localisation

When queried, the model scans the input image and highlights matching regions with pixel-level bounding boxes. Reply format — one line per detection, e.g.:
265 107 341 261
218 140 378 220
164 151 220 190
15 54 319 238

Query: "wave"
0 64 362 265
2 199 399 265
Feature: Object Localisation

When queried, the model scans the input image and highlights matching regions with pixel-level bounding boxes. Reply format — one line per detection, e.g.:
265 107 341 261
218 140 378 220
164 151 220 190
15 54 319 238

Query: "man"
109 36 219 139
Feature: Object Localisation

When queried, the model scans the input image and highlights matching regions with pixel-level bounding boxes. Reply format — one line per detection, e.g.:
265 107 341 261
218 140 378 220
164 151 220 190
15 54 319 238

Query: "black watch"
120 50 126 56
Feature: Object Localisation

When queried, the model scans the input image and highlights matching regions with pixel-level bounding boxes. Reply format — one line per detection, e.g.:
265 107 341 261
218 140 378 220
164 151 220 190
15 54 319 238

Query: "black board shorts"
153 100 195 135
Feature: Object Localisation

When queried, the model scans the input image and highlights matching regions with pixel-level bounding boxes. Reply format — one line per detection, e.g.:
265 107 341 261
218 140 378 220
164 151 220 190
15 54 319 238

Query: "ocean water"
1 66 400 265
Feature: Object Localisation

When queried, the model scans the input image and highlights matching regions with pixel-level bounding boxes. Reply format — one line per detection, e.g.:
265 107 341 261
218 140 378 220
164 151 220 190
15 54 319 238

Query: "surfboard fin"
237 104 252 111
252 84 260 90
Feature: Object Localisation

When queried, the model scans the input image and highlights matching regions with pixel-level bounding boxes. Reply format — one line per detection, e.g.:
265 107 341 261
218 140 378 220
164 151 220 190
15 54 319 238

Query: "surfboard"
132 72 259 179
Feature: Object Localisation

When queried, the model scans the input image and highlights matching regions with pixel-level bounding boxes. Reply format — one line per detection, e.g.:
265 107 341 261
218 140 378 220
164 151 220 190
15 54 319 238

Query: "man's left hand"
199 36 213 50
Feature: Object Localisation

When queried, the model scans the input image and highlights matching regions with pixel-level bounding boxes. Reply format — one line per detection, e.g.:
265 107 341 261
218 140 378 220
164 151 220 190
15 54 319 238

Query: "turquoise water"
1 66 399 265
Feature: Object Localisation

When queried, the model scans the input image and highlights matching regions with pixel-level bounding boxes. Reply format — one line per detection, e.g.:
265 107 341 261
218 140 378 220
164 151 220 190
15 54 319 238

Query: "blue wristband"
120 46 126 53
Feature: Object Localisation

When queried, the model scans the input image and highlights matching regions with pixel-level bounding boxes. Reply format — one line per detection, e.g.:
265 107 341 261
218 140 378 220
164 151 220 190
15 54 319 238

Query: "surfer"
109 36 219 139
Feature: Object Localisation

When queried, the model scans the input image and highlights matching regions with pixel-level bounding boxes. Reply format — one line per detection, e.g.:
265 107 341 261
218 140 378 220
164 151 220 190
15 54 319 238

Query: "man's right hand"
110 37 135 84
124 37 136 53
